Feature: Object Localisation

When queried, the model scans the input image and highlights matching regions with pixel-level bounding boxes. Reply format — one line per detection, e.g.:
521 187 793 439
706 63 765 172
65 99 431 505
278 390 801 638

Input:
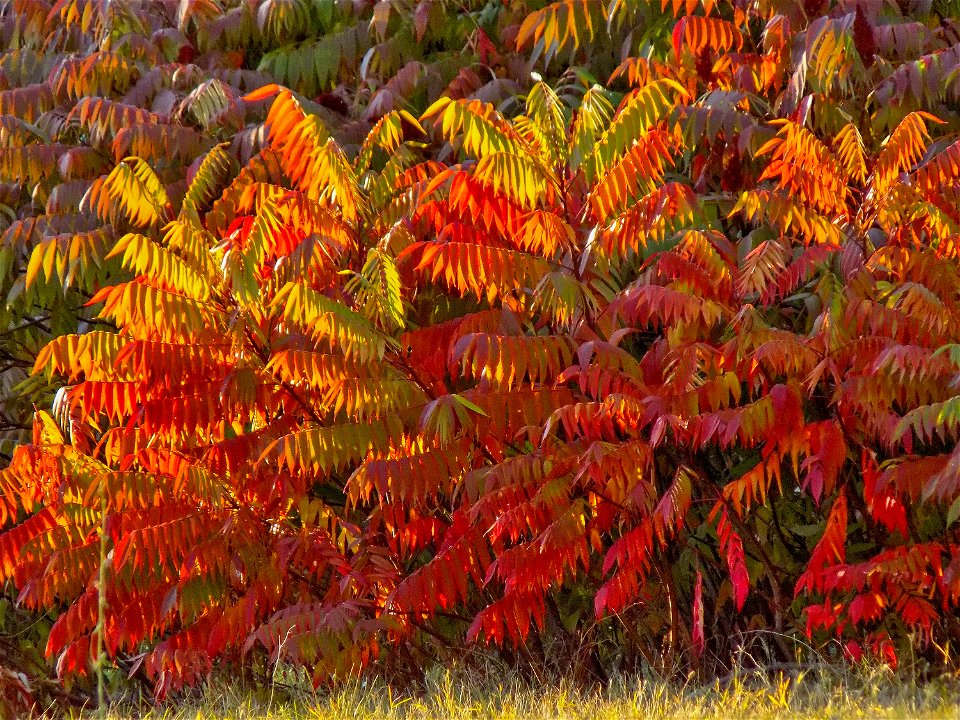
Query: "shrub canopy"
2 0 960 701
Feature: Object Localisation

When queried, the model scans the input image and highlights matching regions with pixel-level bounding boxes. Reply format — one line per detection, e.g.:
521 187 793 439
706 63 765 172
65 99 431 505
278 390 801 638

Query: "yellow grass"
66 665 960 720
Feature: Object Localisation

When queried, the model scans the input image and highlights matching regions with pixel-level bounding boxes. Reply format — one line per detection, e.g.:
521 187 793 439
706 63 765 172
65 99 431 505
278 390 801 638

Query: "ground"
59 665 960 719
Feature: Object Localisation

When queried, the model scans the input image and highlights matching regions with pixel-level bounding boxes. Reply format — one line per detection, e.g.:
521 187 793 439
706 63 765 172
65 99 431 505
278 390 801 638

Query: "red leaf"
692 570 704 658
795 490 848 595
414 0 431 42
852 6 876 67
875 635 898 669
862 449 909 536
801 420 847 504
725 530 749 611
844 640 863 662
716 510 749 611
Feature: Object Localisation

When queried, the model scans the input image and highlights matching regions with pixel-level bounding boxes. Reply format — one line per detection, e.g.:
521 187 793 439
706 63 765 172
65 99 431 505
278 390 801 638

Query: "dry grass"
59 664 960 720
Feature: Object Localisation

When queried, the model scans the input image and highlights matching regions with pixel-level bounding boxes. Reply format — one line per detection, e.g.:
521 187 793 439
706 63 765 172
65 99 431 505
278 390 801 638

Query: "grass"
62 664 960 720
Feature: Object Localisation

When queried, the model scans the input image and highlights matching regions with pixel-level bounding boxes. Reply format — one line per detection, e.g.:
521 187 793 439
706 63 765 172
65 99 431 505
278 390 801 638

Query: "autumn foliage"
3 0 960 702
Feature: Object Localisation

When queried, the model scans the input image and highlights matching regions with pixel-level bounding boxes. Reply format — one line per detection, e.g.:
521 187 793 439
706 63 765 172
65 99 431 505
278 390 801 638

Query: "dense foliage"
4 0 960 707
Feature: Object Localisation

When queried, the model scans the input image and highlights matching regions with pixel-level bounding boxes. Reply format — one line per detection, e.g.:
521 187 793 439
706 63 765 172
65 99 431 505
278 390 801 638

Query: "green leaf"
948 497 960 528
453 394 488 416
